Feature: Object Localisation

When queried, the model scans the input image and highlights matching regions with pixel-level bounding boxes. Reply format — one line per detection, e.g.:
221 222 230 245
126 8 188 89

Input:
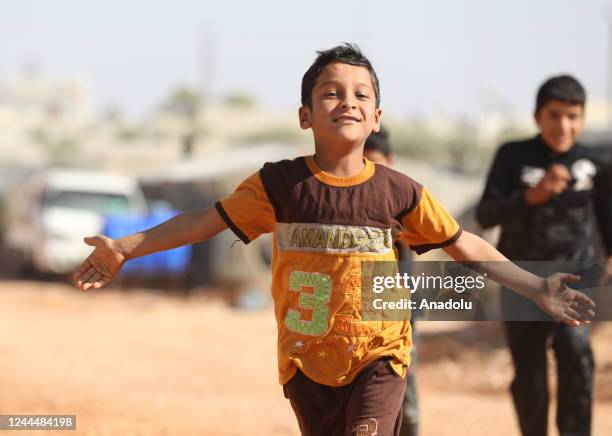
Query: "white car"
2 168 148 275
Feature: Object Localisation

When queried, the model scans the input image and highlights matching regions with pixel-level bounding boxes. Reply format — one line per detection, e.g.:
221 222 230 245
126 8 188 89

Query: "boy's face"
535 99 584 154
299 63 382 147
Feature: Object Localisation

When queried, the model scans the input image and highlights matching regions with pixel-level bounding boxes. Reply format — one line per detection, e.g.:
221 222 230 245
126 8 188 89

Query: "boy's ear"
533 110 542 129
371 108 383 133
299 106 312 130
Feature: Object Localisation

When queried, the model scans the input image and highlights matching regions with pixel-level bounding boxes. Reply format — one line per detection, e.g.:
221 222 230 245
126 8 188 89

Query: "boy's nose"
340 98 357 109
560 116 572 131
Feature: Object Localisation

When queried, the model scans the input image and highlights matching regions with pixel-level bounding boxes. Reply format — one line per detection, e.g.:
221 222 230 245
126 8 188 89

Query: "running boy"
75 45 595 436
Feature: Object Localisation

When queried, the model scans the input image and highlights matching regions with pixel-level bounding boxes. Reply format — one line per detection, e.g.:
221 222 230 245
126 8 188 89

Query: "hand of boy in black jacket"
525 164 571 205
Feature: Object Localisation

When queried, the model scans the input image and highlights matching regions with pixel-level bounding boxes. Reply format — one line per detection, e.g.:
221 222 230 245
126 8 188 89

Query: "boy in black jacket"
477 75 612 436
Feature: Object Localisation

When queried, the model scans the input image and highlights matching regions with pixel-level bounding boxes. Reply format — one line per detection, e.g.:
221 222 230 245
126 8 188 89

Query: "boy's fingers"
74 259 92 279
571 302 595 322
91 259 114 278
548 164 571 180
75 237 116 291
561 273 581 283
82 276 100 291
89 272 102 285
79 259 92 271
560 313 579 326
573 292 596 309
569 301 594 318
78 267 105 290
582 309 596 320
565 307 582 322
93 277 111 289
552 181 568 193
566 309 591 323
79 267 97 284
563 313 580 326
84 236 98 246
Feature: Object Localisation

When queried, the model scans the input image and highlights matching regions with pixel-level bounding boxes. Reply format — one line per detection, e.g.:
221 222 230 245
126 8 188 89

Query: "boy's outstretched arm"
443 231 596 326
74 207 228 291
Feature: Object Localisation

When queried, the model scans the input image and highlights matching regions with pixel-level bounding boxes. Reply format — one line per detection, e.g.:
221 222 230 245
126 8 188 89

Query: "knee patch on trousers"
351 417 379 436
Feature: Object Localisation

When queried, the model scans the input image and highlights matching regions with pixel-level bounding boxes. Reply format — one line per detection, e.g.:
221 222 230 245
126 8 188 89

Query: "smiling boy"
75 46 595 436
477 75 612 436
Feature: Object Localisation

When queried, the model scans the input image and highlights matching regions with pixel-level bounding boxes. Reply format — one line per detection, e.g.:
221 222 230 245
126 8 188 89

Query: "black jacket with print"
476 135 612 265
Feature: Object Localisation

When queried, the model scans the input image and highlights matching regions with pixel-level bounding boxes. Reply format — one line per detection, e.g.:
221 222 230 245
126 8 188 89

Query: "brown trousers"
283 358 407 436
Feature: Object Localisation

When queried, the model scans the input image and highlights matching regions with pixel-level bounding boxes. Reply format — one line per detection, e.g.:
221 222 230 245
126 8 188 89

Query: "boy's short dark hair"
364 125 392 157
301 43 381 109
535 75 586 112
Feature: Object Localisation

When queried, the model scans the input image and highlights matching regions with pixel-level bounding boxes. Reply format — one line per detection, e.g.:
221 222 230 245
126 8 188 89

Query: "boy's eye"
356 92 369 99
326 91 338 97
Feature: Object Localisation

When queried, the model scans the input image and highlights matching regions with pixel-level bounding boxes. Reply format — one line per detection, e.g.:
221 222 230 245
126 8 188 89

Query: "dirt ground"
0 280 611 436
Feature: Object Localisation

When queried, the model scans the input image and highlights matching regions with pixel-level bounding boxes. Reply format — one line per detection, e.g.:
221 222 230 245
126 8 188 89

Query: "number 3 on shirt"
284 271 332 336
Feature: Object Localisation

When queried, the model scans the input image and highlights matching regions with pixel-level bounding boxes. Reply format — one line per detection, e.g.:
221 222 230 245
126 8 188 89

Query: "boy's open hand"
73 235 125 291
534 272 596 326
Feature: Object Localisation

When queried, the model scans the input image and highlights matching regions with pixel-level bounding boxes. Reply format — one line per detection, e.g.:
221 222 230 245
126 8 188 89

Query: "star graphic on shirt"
294 340 305 349
318 351 328 359
346 344 357 354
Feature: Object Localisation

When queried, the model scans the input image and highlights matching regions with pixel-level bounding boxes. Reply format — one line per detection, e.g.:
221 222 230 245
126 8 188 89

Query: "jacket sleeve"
593 147 612 257
475 145 529 229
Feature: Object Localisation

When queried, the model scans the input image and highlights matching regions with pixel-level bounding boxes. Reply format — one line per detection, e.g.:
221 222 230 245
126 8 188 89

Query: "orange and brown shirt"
215 156 461 387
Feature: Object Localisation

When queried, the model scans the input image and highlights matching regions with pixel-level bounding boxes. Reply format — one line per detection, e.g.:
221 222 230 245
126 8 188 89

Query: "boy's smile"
535 100 584 154
334 114 361 124
299 62 382 148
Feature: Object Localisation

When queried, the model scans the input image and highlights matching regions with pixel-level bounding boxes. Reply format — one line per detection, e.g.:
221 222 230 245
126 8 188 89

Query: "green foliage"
47 137 80 164
496 125 534 145
29 128 81 164
386 121 486 175
161 86 201 117
223 92 257 109
116 127 142 142
234 127 306 145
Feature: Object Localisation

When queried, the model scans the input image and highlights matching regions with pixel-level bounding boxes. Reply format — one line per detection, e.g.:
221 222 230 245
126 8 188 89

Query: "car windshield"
43 189 132 215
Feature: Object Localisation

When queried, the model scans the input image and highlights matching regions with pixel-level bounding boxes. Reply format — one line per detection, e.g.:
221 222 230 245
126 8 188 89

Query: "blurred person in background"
363 126 419 436
476 75 612 436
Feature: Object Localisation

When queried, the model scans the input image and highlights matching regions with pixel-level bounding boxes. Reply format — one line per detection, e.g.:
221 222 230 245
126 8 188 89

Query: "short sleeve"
215 172 276 244
400 188 462 254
